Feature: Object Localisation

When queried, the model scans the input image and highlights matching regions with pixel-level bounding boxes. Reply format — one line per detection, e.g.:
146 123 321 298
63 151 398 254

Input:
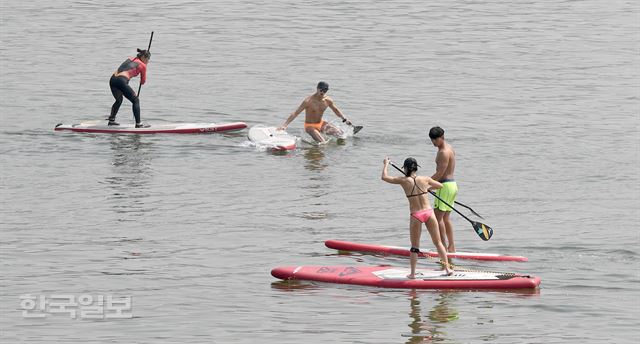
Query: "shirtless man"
429 126 458 252
278 81 352 143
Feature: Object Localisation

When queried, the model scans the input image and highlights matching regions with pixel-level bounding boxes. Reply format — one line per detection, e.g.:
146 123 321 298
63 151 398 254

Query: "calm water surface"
1 1 638 343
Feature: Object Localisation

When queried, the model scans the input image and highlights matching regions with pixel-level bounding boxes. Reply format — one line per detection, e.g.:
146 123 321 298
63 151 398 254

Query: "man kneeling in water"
381 157 453 278
278 81 351 143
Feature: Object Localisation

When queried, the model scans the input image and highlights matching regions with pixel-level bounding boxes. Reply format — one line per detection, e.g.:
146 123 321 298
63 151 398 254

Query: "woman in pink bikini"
381 157 453 278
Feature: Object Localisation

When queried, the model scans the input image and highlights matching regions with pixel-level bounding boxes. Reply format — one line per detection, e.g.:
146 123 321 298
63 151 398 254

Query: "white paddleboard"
247 125 297 151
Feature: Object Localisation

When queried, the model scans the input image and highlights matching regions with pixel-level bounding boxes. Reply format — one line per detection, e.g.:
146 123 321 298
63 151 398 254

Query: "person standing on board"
107 49 150 128
278 81 352 143
429 126 458 253
382 157 453 278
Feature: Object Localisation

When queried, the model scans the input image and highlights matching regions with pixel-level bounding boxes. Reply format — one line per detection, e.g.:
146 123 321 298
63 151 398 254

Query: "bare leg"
407 217 422 279
425 215 452 275
443 211 455 252
322 122 344 137
434 209 448 249
305 127 327 143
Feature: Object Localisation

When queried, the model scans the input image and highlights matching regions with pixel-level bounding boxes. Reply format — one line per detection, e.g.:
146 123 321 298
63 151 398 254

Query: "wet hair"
403 157 419 176
317 81 329 92
136 48 151 60
428 126 444 140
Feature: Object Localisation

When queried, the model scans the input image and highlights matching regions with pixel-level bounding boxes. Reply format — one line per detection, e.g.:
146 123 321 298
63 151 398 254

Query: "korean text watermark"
20 294 132 319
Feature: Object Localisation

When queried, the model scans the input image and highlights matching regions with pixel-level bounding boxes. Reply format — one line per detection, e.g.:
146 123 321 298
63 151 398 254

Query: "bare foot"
443 268 454 276
447 246 456 253
407 274 415 279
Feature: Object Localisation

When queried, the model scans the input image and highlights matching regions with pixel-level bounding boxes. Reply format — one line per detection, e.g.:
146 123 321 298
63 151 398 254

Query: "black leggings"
109 75 140 123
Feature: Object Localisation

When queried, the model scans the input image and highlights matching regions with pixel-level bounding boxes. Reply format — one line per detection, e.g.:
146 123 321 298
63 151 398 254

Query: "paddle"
448 197 484 219
340 118 363 134
137 31 154 96
389 160 484 218
350 123 363 134
389 161 493 241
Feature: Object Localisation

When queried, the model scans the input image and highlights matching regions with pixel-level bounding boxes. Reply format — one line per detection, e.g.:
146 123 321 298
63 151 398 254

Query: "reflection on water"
402 289 540 342
103 135 154 219
270 280 320 292
302 146 328 172
427 293 460 324
404 291 458 343
299 146 331 220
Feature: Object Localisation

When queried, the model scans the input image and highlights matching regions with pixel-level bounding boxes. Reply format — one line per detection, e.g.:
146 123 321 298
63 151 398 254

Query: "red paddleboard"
271 265 540 289
325 240 528 262
54 122 247 134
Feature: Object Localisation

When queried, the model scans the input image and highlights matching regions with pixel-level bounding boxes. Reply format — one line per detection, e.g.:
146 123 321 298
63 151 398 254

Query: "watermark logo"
20 294 132 319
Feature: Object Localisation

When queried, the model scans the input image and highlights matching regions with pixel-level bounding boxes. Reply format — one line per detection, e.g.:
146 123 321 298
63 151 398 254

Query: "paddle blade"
352 125 363 134
472 221 493 241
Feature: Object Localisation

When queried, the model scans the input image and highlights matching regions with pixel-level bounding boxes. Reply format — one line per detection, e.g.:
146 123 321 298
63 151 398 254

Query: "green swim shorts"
434 180 458 212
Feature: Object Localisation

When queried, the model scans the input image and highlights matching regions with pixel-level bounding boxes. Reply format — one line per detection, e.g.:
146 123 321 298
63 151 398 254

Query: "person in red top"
107 49 150 128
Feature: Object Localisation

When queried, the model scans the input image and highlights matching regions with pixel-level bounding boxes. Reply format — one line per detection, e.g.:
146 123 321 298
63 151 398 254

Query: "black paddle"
137 31 154 96
341 118 363 134
448 197 484 219
390 160 484 218
350 123 363 134
389 161 493 241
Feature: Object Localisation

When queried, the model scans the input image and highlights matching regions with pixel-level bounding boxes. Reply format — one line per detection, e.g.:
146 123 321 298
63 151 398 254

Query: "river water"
1 1 638 343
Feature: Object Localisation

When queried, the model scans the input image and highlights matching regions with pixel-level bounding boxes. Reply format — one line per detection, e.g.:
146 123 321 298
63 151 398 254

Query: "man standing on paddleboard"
429 126 458 253
278 81 352 143
107 49 150 128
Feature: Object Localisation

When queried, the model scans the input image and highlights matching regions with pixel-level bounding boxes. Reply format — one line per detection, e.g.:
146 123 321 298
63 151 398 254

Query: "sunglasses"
319 88 329 93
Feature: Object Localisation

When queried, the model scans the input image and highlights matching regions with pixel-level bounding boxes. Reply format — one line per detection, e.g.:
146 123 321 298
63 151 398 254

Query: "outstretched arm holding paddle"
325 97 362 134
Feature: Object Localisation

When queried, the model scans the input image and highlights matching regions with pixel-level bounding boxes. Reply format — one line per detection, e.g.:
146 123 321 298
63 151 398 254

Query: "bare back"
399 176 433 213
435 143 456 181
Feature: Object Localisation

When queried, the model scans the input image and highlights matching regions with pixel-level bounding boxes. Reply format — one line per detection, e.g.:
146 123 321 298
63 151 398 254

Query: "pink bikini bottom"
411 208 434 223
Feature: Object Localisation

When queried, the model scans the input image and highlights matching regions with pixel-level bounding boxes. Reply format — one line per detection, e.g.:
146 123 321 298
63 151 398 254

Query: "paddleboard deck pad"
271 265 540 289
325 240 528 262
247 125 297 151
54 122 247 134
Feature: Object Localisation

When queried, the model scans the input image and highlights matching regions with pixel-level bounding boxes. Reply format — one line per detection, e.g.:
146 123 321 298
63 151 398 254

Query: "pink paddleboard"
272 265 540 289
325 240 528 262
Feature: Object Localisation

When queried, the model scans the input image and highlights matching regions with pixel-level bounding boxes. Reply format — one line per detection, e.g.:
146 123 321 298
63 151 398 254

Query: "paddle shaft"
388 161 482 218
137 31 154 96
389 162 475 224
449 198 484 219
